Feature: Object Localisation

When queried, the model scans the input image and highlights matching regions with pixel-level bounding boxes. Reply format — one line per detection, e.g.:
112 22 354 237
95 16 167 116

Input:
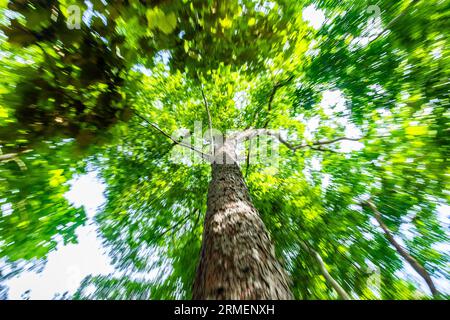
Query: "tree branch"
134 111 211 161
201 86 214 156
363 200 440 297
246 75 295 129
153 210 196 243
300 242 352 300
244 139 252 178
309 146 338 153
0 150 31 171
0 153 18 162
262 75 295 128
311 136 362 146
232 128 363 153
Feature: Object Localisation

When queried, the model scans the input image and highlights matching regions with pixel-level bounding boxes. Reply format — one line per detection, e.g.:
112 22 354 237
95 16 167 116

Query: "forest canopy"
0 0 449 300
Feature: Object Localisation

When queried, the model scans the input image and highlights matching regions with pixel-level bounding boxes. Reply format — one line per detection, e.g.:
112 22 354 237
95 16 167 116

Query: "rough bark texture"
192 162 293 299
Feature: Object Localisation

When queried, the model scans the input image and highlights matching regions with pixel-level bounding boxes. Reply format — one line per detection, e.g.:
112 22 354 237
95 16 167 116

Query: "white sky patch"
320 89 364 152
154 99 164 110
321 173 331 191
321 90 347 116
65 172 106 218
154 50 171 69
431 47 442 59
233 90 249 110
306 39 320 57
4 172 115 299
339 139 364 153
303 116 321 141
132 64 153 76
5 224 114 299
311 157 322 171
302 5 326 30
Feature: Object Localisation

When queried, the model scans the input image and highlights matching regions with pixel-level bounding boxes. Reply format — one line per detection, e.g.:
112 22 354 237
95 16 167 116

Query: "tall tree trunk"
365 201 440 298
192 162 293 299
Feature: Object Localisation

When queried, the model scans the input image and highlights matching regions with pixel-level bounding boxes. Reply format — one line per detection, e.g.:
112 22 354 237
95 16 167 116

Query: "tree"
364 200 439 297
0 0 448 300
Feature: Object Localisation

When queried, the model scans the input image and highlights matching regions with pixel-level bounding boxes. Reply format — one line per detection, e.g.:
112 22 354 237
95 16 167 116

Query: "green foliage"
0 0 448 300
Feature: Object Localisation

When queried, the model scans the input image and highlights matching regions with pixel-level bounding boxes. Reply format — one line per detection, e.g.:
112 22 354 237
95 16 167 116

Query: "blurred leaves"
0 0 449 300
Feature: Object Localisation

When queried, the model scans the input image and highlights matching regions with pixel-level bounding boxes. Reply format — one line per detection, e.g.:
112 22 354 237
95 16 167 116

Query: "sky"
4 172 114 299
302 4 326 30
3 171 162 300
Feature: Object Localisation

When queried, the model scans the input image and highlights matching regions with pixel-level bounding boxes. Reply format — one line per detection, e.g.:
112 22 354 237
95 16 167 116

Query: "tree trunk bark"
192 162 293 299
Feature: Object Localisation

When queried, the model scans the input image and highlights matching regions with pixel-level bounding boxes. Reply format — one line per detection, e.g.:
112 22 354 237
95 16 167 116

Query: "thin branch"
0 150 31 171
309 146 337 153
232 128 363 153
154 211 193 243
201 86 214 156
261 87 277 129
244 139 252 178
262 75 295 128
134 111 211 161
0 153 19 162
311 136 362 146
186 209 203 247
246 75 295 129
300 242 352 300
363 200 440 298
